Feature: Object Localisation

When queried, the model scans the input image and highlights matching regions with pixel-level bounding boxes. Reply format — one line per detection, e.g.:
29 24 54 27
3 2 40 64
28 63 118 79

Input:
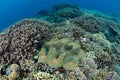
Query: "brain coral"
38 38 86 70
0 19 52 67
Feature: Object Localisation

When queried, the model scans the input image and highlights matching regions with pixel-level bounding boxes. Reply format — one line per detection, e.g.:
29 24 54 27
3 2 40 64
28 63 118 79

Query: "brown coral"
70 15 104 33
0 19 52 67
95 53 115 69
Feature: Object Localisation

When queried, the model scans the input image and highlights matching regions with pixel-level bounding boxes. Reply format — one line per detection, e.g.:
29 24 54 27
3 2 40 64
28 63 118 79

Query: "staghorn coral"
0 19 52 67
38 38 86 70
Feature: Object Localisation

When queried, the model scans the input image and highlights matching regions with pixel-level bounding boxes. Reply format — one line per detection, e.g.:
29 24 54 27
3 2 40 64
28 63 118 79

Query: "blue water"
0 0 120 31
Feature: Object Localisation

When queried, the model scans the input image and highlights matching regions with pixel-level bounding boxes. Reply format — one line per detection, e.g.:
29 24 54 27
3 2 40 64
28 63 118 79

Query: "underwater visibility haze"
0 0 120 80
0 0 120 31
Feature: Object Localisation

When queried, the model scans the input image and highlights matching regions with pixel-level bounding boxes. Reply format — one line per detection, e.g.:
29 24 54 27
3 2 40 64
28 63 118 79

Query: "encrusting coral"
38 38 86 70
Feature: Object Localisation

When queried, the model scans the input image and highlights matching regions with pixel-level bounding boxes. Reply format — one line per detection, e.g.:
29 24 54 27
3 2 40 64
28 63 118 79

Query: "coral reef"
52 4 79 11
111 43 120 54
70 15 104 33
38 38 86 70
0 3 120 80
38 4 83 23
0 75 8 80
33 71 59 80
18 59 35 77
1 64 20 80
0 19 52 67
104 71 119 80
79 57 99 78
95 53 115 69
66 68 87 80
33 62 56 74
113 65 120 75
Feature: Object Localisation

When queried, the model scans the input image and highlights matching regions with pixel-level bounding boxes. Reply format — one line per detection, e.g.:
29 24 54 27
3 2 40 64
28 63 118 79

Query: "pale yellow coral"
10 64 19 72
92 33 111 47
38 38 86 70
92 33 104 41
0 75 8 80
33 72 59 80
8 71 19 80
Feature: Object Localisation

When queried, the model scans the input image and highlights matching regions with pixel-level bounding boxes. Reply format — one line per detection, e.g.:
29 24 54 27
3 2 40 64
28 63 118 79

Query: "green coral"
38 38 86 70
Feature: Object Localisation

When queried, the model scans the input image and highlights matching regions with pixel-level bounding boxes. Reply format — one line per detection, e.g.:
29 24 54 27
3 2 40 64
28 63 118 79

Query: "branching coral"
0 19 52 67
70 15 104 33
95 53 115 69
38 38 86 70
80 57 99 78
33 71 59 80
33 62 56 74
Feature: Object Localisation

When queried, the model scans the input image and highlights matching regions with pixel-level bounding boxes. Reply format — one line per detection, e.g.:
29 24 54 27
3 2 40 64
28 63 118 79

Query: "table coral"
38 38 86 70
